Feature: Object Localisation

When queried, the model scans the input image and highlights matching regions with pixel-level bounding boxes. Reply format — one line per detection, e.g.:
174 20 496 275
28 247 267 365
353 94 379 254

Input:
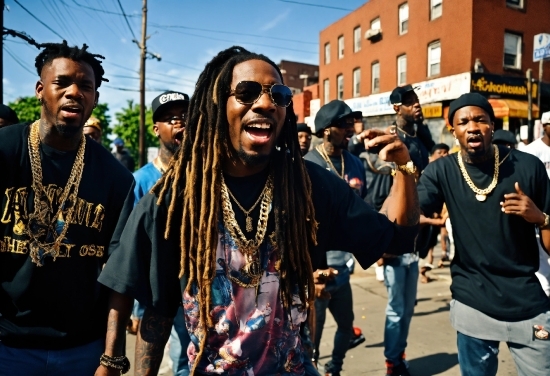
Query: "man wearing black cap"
131 90 190 376
305 100 366 376
358 85 434 376
297 123 312 156
0 104 19 128
492 129 517 149
418 93 550 375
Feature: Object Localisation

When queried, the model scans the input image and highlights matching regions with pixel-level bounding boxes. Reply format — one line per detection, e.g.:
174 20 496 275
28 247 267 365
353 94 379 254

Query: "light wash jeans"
169 305 191 376
0 338 103 376
383 253 418 365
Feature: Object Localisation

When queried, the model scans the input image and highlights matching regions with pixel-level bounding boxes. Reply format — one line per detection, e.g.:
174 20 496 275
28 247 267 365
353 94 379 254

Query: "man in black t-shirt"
98 46 420 376
418 93 550 376
112 137 135 171
0 42 135 376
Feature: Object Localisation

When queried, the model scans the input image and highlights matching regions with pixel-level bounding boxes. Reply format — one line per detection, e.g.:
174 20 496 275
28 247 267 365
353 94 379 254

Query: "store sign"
345 92 394 117
414 73 471 104
534 33 550 62
471 73 533 99
422 102 442 118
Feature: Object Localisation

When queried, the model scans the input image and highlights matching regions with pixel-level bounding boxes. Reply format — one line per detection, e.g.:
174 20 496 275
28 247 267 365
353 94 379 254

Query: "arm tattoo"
135 307 174 376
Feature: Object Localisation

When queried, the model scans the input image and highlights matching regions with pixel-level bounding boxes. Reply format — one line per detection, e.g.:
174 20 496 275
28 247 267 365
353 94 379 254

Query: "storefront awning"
488 99 539 119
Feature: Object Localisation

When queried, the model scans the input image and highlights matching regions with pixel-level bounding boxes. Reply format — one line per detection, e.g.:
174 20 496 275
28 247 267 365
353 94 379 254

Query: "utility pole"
527 68 533 142
1 0 5 103
138 0 147 168
538 59 543 113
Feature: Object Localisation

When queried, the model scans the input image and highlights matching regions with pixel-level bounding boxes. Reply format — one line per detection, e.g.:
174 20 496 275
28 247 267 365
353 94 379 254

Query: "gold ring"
319 271 327 277
389 126 397 135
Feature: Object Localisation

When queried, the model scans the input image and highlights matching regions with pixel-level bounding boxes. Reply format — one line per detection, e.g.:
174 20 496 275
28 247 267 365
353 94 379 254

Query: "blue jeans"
169 305 191 376
314 280 354 372
383 255 418 364
0 338 103 376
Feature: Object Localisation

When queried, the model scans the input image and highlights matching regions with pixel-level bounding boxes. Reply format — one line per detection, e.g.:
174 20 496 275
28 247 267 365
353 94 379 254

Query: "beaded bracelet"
100 353 131 374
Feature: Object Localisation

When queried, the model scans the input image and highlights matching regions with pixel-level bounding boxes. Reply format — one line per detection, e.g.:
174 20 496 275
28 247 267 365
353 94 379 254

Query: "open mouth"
174 129 184 146
467 135 483 149
60 104 82 120
244 121 273 144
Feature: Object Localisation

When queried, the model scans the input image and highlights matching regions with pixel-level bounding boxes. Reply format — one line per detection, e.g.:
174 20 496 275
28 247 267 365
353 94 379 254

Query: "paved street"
126 248 519 376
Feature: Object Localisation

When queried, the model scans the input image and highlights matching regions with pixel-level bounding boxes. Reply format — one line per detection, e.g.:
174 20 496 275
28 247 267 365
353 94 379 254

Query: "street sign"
534 33 550 61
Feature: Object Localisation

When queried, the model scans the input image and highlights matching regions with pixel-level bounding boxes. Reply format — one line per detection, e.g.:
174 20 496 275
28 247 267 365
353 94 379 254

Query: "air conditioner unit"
365 28 382 41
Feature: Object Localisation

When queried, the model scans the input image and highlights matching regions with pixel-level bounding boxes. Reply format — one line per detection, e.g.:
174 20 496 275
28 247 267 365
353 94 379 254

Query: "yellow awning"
488 99 539 119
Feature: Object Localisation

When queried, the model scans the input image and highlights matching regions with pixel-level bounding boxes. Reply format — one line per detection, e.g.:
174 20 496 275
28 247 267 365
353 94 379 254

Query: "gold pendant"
475 194 487 202
245 215 253 232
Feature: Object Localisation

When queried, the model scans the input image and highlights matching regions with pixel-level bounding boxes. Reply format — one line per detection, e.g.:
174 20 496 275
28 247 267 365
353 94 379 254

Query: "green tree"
112 100 157 166
8 96 41 123
8 96 112 149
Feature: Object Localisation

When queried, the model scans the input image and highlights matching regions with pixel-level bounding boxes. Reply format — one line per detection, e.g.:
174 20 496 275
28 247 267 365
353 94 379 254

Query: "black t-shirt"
99 160 418 318
0 123 135 349
418 146 550 320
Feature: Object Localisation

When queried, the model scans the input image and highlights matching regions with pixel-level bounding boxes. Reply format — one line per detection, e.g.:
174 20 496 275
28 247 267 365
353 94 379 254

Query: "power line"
111 73 196 85
13 0 65 40
159 60 202 72
116 0 138 41
70 0 138 17
275 0 353 11
149 23 317 46
103 84 168 92
4 46 36 75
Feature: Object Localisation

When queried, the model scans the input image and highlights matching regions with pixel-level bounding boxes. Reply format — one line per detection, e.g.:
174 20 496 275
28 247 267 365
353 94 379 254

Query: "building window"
504 32 522 69
397 55 407 85
430 0 442 20
353 68 361 97
337 74 344 100
324 43 330 65
428 41 441 77
338 36 344 59
324 79 330 104
370 17 381 30
371 62 380 93
354 27 361 53
398 3 408 35
506 0 523 9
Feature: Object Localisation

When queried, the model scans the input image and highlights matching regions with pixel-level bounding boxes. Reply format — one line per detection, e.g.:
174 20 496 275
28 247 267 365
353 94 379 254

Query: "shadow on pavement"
364 340 384 348
408 352 458 375
413 304 450 317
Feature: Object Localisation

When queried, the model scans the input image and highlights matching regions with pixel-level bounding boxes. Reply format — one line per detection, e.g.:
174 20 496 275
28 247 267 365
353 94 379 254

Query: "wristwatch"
392 161 416 176
539 212 550 229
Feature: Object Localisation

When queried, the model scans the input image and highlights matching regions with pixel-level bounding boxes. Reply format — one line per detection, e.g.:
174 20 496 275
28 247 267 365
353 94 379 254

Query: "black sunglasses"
333 117 359 129
229 81 293 108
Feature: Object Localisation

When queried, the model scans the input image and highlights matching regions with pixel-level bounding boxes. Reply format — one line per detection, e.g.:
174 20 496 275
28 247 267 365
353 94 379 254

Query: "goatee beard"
55 123 82 138
237 146 271 167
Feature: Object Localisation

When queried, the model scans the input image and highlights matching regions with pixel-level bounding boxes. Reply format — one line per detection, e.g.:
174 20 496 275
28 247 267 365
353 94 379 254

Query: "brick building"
316 0 550 143
278 60 319 94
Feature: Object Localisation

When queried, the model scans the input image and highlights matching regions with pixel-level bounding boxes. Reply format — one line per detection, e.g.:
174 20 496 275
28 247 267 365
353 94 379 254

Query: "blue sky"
3 0 366 119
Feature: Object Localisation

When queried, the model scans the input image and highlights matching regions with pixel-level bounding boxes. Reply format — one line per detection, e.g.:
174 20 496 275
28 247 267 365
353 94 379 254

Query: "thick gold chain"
220 174 273 288
224 177 269 232
27 121 86 266
457 144 499 199
316 144 345 179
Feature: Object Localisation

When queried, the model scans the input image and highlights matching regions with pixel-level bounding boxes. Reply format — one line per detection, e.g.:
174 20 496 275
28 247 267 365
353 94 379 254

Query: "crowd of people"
0 40 549 376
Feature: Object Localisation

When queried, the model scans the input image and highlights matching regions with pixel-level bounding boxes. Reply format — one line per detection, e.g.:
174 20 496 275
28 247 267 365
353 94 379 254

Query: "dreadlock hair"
151 46 319 370
35 40 108 88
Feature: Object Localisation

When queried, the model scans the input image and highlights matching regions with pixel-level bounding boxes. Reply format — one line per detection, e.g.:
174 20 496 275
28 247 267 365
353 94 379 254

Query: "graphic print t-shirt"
0 123 135 349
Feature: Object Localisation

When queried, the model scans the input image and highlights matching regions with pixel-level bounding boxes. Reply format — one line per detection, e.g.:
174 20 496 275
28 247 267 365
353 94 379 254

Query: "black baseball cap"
296 123 311 134
0 104 19 125
152 91 189 122
389 84 419 105
448 93 495 125
492 130 516 146
314 100 362 133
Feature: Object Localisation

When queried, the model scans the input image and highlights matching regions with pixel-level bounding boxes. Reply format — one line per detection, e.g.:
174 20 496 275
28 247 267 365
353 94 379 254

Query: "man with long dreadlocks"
0 41 135 376
99 46 420 376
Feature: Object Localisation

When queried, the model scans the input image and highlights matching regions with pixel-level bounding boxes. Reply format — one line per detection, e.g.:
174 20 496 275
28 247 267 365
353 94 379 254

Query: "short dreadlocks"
151 46 319 371
35 40 108 88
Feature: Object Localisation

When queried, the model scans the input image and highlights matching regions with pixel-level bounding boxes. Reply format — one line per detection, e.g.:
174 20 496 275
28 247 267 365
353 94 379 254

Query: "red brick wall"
293 90 313 122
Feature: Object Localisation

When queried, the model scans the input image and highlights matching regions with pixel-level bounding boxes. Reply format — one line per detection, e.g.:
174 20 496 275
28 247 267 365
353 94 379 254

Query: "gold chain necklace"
224 180 269 232
27 121 86 266
457 144 499 202
396 126 416 138
152 157 168 174
220 174 273 288
316 144 345 179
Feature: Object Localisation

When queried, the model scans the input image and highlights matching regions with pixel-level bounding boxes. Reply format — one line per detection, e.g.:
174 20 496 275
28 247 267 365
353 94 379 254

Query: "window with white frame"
397 55 407 85
504 32 522 69
506 0 523 9
428 41 441 77
399 3 408 35
337 74 344 100
338 36 344 59
371 62 380 93
370 17 381 30
354 27 361 52
430 0 442 20
324 79 330 104
324 43 330 65
353 68 361 97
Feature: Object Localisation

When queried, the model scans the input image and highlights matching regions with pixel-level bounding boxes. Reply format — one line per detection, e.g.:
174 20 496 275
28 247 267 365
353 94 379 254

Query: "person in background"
492 129 517 149
0 104 20 128
297 122 312 156
112 137 135 171
83 116 102 143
